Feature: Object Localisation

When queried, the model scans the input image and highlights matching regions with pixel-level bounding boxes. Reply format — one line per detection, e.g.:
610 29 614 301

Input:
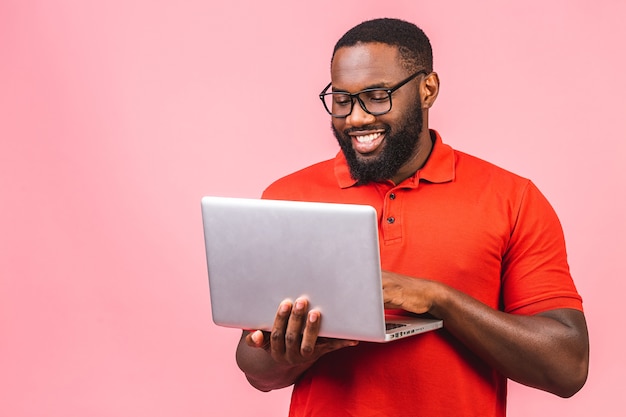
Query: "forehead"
331 43 406 91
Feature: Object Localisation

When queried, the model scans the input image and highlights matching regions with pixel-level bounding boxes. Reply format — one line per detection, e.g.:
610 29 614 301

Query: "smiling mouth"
354 132 382 143
350 131 385 154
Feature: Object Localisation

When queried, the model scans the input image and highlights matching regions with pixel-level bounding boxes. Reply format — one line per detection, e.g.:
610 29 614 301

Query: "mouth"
349 131 386 155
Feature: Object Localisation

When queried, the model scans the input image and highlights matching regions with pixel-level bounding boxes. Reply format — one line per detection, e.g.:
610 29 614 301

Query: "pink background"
1 1 624 415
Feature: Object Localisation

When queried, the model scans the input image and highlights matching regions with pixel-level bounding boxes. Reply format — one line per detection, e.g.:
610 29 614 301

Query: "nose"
345 99 376 128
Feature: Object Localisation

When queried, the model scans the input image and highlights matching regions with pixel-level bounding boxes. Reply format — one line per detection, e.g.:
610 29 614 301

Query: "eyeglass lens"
322 90 391 117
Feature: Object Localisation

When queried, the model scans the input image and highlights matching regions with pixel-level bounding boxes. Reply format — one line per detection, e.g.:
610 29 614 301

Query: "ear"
420 72 440 109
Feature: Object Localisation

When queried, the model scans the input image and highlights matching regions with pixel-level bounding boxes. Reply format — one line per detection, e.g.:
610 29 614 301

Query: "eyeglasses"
319 70 427 118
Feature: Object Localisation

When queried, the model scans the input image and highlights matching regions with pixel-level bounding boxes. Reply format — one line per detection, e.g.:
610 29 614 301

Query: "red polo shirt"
262 130 583 417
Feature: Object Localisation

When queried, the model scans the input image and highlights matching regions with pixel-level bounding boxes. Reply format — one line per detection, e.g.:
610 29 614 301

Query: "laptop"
201 196 443 342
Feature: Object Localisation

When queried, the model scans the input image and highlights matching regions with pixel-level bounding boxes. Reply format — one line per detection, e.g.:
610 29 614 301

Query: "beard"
332 99 424 184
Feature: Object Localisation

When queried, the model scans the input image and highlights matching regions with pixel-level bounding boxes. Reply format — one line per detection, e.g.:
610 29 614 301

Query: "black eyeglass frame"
319 70 427 118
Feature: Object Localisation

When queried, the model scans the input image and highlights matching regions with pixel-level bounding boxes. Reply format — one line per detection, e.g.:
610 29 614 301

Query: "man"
235 18 589 416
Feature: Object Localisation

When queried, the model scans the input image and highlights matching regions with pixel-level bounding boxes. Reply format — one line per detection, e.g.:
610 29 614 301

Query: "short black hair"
332 18 433 73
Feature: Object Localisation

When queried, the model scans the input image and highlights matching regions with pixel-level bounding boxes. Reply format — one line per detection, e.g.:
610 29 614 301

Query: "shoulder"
432 145 557 231
449 148 540 205
454 149 527 184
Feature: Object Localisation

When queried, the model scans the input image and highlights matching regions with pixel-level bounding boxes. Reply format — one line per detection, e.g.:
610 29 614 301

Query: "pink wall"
1 1 624 415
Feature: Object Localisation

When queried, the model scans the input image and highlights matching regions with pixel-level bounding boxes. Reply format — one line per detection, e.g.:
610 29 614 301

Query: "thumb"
246 330 268 349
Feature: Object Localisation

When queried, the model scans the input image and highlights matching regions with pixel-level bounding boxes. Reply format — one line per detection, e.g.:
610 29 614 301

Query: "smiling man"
235 18 589 416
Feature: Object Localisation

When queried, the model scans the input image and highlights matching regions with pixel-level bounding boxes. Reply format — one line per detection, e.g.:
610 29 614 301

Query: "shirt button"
389 193 396 200
386 217 395 224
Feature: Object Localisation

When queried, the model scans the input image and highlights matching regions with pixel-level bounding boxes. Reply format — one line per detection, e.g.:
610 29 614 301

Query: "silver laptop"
201 196 443 342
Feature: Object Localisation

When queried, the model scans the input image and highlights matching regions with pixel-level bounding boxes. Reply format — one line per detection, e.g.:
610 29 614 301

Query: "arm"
383 271 589 397
235 298 358 392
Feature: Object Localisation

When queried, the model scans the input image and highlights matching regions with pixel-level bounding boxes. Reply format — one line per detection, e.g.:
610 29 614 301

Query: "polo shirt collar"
334 129 455 189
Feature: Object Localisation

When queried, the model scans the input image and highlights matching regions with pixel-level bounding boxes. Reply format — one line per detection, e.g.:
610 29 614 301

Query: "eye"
364 90 390 102
333 94 352 106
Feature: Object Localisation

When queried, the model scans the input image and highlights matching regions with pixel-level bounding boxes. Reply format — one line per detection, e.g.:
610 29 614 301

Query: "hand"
245 297 358 367
382 270 441 314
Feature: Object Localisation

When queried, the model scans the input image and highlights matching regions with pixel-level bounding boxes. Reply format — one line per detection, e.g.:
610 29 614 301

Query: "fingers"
269 299 293 360
267 297 324 364
254 297 357 365
381 271 437 314
283 298 310 359
271 298 310 363
300 310 321 357
317 337 360 352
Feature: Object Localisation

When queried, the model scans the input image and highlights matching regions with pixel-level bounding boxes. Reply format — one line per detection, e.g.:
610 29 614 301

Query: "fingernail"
251 331 263 344
308 311 318 323
295 298 305 310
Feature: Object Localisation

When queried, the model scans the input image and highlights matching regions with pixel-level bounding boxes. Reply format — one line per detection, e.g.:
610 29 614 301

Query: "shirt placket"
381 187 405 244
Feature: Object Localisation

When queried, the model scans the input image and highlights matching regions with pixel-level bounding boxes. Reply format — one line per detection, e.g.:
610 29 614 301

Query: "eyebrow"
331 82 393 94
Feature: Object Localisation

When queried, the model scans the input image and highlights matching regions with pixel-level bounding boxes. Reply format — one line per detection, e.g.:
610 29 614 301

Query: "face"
330 43 428 184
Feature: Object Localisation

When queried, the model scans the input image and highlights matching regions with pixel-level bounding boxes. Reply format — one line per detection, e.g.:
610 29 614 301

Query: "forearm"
429 285 589 397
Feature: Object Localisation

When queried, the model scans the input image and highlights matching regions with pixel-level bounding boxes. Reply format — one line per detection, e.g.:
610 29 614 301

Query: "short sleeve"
501 181 583 315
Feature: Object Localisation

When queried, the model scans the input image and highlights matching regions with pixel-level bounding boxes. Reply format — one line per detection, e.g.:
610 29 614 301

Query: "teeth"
354 132 381 143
